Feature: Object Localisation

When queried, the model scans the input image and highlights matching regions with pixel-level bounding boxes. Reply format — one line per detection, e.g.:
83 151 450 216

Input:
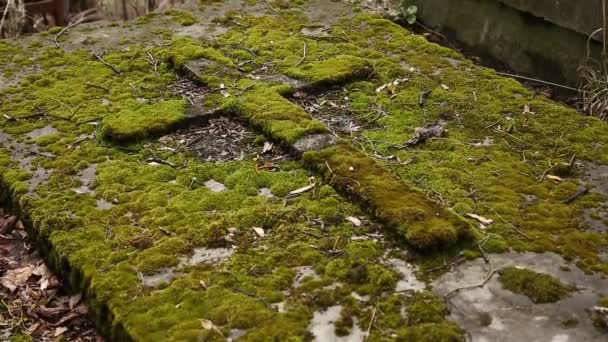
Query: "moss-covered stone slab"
0 1 607 341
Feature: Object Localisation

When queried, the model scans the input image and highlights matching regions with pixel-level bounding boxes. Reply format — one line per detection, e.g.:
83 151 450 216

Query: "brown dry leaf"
54 326 68 337
33 263 52 280
25 322 41 335
36 304 69 322
40 278 50 291
0 265 35 292
69 294 82 310
466 213 494 225
49 304 88 327
0 215 18 234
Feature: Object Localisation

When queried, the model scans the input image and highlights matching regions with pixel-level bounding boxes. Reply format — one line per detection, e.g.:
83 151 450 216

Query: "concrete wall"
499 0 602 38
408 0 603 87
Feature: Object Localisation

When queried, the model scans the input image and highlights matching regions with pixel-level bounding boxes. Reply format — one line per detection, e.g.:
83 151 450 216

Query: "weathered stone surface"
1 1 607 341
292 133 337 153
410 0 601 86
499 0 602 39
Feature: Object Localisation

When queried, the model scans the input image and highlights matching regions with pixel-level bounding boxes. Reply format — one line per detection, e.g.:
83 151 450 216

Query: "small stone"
252 227 265 237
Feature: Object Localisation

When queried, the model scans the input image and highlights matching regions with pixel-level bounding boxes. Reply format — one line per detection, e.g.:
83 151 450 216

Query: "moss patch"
498 267 573 303
287 55 372 86
303 143 471 251
102 99 187 141
237 87 328 143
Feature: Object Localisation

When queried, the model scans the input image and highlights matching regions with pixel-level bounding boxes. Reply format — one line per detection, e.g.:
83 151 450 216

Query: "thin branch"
84 82 110 92
495 72 580 92
444 269 498 299
480 203 531 239
264 0 281 15
92 52 122 75
0 0 11 37
538 162 557 183
364 306 377 341
54 17 88 47
294 42 307 67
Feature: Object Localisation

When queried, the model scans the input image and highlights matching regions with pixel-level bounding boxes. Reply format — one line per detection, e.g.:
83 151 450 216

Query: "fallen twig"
50 97 81 119
264 0 281 15
146 157 178 168
364 306 377 341
538 162 557 182
84 82 110 92
92 52 122 75
146 51 158 73
480 204 531 239
418 89 432 107
444 268 497 299
54 17 88 48
495 71 580 92
562 187 589 204
294 42 307 67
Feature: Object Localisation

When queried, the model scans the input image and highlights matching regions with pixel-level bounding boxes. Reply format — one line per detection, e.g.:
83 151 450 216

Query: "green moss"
397 322 464 342
406 291 448 325
164 9 198 26
498 267 573 303
102 99 187 141
47 26 63 34
236 87 328 143
10 334 33 342
303 144 471 251
287 55 371 86
2 4 608 341
165 37 235 69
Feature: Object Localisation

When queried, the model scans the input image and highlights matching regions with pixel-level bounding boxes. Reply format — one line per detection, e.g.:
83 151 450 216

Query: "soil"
0 214 102 342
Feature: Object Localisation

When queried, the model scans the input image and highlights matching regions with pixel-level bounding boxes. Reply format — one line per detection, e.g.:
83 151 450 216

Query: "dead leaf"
546 175 564 182
40 278 50 291
262 142 273 153
33 263 52 280
345 216 362 227
69 294 82 309
522 105 535 115
54 326 68 337
0 215 18 235
466 213 494 225
200 319 225 338
441 84 450 90
0 265 35 292
406 120 446 146
36 303 69 322
252 227 265 238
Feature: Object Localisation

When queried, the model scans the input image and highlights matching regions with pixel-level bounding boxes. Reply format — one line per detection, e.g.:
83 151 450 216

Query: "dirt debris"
292 89 363 135
161 117 253 162
405 120 446 146
0 214 102 342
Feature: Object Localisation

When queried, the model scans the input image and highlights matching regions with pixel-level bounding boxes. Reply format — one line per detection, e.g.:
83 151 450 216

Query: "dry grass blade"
0 0 26 38
579 62 608 120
